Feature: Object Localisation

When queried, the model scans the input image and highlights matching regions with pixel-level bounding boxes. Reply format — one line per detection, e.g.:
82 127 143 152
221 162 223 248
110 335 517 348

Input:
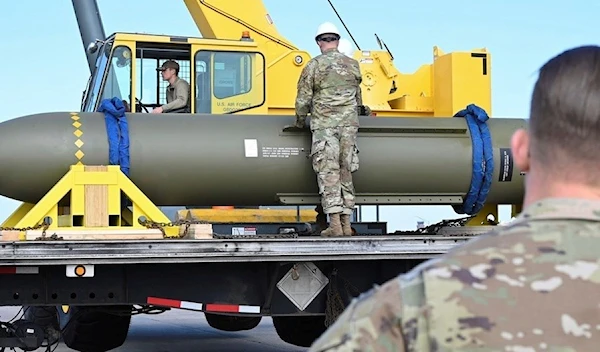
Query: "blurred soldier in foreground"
294 22 363 236
309 45 600 351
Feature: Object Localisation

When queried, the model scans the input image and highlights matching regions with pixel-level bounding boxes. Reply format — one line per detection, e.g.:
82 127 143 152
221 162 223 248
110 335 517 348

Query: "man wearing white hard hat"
292 21 364 237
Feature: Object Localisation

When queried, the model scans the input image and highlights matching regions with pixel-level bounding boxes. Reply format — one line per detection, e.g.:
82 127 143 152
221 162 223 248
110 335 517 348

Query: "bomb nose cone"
0 113 72 203
0 112 107 203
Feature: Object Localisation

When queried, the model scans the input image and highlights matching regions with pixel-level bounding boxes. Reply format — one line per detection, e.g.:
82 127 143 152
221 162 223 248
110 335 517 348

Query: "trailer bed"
0 234 475 266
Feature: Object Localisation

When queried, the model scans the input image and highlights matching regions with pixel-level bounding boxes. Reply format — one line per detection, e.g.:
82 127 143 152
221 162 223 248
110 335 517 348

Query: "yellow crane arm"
183 0 297 49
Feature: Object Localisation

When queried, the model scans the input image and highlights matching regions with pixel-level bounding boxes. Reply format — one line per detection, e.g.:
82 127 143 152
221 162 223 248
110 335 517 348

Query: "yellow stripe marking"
71 113 84 165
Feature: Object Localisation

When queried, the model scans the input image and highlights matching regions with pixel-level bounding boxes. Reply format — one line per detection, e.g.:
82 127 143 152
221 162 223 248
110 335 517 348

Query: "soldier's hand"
289 117 307 129
283 124 304 132
359 105 372 116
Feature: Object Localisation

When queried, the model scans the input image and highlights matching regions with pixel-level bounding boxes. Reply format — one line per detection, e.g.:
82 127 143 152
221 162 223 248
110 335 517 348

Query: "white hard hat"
315 22 340 40
338 38 353 57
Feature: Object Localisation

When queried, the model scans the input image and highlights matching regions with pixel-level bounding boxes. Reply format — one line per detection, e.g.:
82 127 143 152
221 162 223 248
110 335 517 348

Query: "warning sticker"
232 227 257 235
498 148 513 182
261 146 304 158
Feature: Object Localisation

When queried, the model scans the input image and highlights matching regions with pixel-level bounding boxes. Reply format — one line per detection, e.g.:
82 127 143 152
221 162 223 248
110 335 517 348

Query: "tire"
272 315 327 347
22 306 60 346
58 305 132 352
205 313 262 332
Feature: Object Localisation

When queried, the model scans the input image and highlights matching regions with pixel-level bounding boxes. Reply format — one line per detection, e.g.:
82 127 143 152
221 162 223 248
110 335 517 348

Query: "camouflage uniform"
308 197 600 351
295 48 362 217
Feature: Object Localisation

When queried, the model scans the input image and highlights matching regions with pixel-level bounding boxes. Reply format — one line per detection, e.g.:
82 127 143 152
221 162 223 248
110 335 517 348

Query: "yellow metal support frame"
178 208 318 223
2 164 178 240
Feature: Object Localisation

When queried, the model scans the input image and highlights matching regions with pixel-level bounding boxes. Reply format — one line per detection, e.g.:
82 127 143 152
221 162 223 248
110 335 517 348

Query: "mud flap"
58 305 132 352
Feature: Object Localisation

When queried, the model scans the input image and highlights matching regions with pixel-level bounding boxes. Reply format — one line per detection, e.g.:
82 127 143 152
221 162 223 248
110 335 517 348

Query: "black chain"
0 223 47 232
390 215 477 237
0 222 54 241
418 215 475 234
138 218 211 238
0 215 479 242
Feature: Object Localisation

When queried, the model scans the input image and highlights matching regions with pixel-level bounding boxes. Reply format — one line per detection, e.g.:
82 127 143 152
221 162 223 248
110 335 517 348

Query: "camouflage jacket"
295 48 362 130
308 197 600 352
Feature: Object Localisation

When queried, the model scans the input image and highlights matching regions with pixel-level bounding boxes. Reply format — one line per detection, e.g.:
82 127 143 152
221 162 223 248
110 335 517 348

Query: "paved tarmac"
0 306 309 351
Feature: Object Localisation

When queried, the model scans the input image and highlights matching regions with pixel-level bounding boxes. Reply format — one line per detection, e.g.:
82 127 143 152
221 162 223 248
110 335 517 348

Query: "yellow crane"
180 0 491 117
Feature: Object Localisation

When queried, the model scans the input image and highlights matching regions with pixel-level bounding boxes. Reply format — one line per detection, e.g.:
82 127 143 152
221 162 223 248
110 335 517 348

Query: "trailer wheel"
23 306 60 345
58 305 132 352
205 313 262 332
272 315 327 347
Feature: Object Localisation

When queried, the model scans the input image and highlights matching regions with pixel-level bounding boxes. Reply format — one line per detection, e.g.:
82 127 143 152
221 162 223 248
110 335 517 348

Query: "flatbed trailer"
0 226 486 351
0 232 479 311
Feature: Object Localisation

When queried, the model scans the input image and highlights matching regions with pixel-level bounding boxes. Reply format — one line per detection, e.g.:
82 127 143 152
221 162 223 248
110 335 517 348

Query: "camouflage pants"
310 126 359 215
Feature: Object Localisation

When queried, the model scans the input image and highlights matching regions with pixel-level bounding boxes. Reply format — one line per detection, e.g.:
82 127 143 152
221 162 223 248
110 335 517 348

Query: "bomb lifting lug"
0 164 180 241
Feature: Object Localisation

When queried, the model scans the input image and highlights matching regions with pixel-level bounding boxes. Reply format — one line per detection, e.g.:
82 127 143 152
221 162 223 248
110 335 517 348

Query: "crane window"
213 52 251 99
100 46 132 106
194 50 265 114
83 43 111 112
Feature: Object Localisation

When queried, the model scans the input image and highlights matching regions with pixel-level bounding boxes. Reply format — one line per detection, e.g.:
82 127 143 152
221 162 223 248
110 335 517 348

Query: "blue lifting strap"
453 104 494 215
97 97 130 177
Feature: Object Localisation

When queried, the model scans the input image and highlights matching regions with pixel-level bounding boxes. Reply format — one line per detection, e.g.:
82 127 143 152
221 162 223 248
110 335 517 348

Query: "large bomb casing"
0 112 526 209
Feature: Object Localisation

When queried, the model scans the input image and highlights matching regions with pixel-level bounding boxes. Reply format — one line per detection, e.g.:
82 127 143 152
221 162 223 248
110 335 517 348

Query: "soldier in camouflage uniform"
294 22 366 237
309 45 600 351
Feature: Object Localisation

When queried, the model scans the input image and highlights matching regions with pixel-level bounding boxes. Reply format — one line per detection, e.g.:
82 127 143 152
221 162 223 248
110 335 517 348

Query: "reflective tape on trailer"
0 267 39 274
205 304 260 314
147 297 260 314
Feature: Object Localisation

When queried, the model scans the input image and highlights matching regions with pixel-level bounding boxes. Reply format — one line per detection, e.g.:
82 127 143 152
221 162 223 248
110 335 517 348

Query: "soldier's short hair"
529 45 600 184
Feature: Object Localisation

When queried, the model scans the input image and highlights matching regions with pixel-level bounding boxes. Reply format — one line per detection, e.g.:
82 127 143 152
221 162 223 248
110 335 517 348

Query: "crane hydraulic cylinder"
0 112 526 212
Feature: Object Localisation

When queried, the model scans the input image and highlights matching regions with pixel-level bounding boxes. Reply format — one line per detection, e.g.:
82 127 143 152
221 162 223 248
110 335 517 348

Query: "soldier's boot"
340 214 353 236
320 213 343 237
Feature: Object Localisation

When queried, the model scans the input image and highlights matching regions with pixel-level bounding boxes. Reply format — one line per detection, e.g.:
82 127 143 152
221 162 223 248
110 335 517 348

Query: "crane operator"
152 60 191 114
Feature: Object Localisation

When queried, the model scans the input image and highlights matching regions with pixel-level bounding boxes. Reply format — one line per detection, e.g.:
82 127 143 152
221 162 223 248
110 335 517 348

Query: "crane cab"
81 32 268 115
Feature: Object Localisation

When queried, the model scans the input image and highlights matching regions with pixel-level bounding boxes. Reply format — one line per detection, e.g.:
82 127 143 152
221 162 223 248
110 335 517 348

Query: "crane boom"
183 0 298 62
71 0 106 73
